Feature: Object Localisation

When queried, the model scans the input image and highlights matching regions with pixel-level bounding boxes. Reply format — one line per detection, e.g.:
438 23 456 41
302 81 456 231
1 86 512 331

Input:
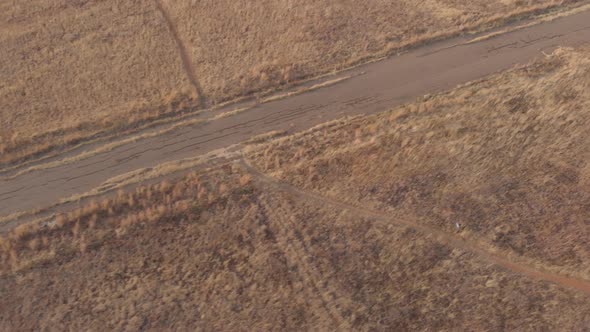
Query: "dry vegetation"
0 0 582 166
247 46 590 280
165 0 579 103
2 3 590 329
2 165 590 330
0 0 197 166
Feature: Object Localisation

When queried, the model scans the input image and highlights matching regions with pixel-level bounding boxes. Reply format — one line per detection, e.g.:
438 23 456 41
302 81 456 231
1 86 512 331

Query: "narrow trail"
240 161 590 296
153 0 207 107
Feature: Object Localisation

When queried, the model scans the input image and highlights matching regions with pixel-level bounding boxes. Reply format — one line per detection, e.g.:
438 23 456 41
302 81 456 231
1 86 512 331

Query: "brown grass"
247 46 590 280
0 0 196 166
0 0 583 166
3 4 590 329
2 164 590 330
165 0 580 104
0 168 233 274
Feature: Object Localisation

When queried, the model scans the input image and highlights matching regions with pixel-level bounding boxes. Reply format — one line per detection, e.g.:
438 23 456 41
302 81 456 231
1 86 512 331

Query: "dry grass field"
247 46 590 280
0 0 195 165
2 3 590 328
0 0 581 166
1 46 590 330
1 166 589 330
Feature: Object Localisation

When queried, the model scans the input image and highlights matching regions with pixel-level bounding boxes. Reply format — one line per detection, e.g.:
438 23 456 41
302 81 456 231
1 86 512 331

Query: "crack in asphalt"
0 185 26 198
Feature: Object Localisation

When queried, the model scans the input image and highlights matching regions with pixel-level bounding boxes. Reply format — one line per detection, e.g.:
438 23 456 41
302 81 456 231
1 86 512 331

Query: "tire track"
241 160 590 296
153 0 206 107
259 197 352 330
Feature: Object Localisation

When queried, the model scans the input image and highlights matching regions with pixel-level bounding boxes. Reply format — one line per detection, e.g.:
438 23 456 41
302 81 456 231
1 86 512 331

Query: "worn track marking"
241 161 590 296
259 198 352 330
153 0 206 107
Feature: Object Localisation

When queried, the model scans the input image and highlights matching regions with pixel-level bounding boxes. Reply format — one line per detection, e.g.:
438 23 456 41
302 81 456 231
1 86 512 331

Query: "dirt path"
153 0 206 106
239 161 590 296
2 8 590 225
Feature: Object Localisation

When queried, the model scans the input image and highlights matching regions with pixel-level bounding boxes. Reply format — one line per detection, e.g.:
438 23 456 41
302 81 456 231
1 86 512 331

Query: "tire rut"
258 196 352 330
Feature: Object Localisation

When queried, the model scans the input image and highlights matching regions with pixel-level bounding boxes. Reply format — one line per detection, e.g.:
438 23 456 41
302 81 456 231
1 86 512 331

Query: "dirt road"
2 8 590 221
